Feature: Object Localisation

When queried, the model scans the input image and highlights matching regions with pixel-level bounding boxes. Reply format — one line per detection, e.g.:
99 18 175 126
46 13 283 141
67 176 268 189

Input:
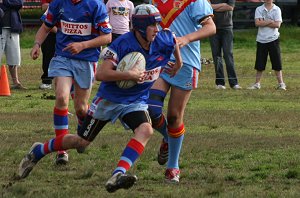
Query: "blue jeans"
209 28 238 87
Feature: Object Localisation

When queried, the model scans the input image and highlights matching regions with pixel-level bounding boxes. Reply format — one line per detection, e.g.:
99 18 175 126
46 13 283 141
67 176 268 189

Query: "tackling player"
19 4 182 193
147 0 216 183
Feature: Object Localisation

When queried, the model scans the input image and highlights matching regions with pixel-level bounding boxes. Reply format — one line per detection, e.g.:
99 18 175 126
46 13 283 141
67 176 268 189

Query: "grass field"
1 26 300 197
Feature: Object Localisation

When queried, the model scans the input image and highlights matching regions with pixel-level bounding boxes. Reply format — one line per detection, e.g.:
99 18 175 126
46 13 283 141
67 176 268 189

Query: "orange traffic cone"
0 65 11 96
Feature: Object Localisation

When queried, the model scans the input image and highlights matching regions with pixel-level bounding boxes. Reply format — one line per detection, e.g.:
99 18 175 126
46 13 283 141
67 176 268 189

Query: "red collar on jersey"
71 0 82 4
152 0 195 28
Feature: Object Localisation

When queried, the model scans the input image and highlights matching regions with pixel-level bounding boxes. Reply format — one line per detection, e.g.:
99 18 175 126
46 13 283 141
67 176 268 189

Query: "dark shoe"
11 83 27 90
157 139 168 165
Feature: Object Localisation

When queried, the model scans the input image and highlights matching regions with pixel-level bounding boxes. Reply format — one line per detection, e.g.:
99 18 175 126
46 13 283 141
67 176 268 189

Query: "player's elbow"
274 22 281 28
209 23 216 36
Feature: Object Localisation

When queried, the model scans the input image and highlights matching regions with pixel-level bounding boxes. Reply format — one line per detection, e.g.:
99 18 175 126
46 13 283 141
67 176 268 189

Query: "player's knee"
56 95 69 107
145 123 154 137
167 115 180 126
136 123 153 139
75 136 91 148
74 106 87 118
147 89 166 118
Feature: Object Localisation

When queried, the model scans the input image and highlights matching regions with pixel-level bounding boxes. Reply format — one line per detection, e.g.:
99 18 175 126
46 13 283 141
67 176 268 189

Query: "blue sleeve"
94 1 112 34
151 29 175 57
109 38 134 63
40 8 48 22
188 0 213 26
44 0 60 27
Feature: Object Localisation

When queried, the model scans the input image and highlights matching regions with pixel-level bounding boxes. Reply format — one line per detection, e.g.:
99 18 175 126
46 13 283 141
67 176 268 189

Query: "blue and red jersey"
43 0 111 62
97 30 176 104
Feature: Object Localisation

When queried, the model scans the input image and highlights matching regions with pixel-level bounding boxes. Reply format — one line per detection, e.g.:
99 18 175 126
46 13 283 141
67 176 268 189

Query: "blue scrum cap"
132 4 162 39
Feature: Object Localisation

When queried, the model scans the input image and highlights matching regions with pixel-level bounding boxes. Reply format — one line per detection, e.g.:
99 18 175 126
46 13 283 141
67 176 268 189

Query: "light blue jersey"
151 0 213 71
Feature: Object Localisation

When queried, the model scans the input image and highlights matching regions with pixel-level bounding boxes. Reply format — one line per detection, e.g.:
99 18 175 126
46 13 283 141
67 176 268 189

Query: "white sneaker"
276 83 286 90
216 85 226 89
105 172 137 193
39 83 52 90
247 83 261 90
232 84 242 90
19 142 42 179
55 151 69 165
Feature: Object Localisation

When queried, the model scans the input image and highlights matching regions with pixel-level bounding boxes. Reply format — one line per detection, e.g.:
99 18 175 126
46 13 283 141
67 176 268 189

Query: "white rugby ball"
116 52 146 89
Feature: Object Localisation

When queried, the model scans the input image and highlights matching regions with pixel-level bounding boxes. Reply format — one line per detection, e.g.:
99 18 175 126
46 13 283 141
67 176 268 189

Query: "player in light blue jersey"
148 0 216 183
19 4 182 193
29 0 112 165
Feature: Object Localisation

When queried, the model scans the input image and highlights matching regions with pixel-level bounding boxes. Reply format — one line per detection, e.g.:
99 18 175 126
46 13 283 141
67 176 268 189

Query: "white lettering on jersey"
140 66 162 83
61 20 91 36
100 47 118 66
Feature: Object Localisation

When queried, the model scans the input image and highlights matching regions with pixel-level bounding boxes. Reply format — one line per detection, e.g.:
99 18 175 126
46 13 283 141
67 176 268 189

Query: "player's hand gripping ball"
116 52 146 89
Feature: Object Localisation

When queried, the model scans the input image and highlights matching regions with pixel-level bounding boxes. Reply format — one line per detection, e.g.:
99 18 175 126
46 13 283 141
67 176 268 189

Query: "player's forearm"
173 44 182 66
81 33 112 50
267 21 281 28
211 3 234 12
96 60 133 82
34 23 52 46
185 19 216 42
97 70 132 81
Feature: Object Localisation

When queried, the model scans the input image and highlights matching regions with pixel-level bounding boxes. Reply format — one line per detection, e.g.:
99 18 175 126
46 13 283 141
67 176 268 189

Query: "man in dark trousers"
39 0 56 90
209 0 241 90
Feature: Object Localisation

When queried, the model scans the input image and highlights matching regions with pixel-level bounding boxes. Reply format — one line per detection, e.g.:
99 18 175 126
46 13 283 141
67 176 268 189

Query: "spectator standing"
0 0 26 89
148 0 215 183
39 0 56 90
209 0 241 90
106 0 134 42
248 0 286 90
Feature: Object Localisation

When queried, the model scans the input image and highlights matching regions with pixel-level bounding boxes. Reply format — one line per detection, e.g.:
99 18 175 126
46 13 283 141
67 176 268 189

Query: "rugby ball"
116 52 146 89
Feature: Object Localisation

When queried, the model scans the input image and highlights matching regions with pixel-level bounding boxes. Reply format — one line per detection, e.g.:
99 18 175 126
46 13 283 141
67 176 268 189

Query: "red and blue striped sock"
54 107 68 154
112 138 144 175
32 134 66 161
54 107 69 137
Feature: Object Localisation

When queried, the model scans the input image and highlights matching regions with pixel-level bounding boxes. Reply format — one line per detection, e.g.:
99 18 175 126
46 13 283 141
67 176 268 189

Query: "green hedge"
21 8 43 19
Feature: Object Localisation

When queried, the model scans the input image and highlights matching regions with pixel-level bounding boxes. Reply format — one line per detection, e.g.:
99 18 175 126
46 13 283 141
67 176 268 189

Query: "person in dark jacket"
39 0 55 90
0 0 26 89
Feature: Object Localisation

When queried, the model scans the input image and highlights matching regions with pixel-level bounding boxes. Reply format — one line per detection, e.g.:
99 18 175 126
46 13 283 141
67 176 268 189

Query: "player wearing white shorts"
19 4 182 193
0 0 25 89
